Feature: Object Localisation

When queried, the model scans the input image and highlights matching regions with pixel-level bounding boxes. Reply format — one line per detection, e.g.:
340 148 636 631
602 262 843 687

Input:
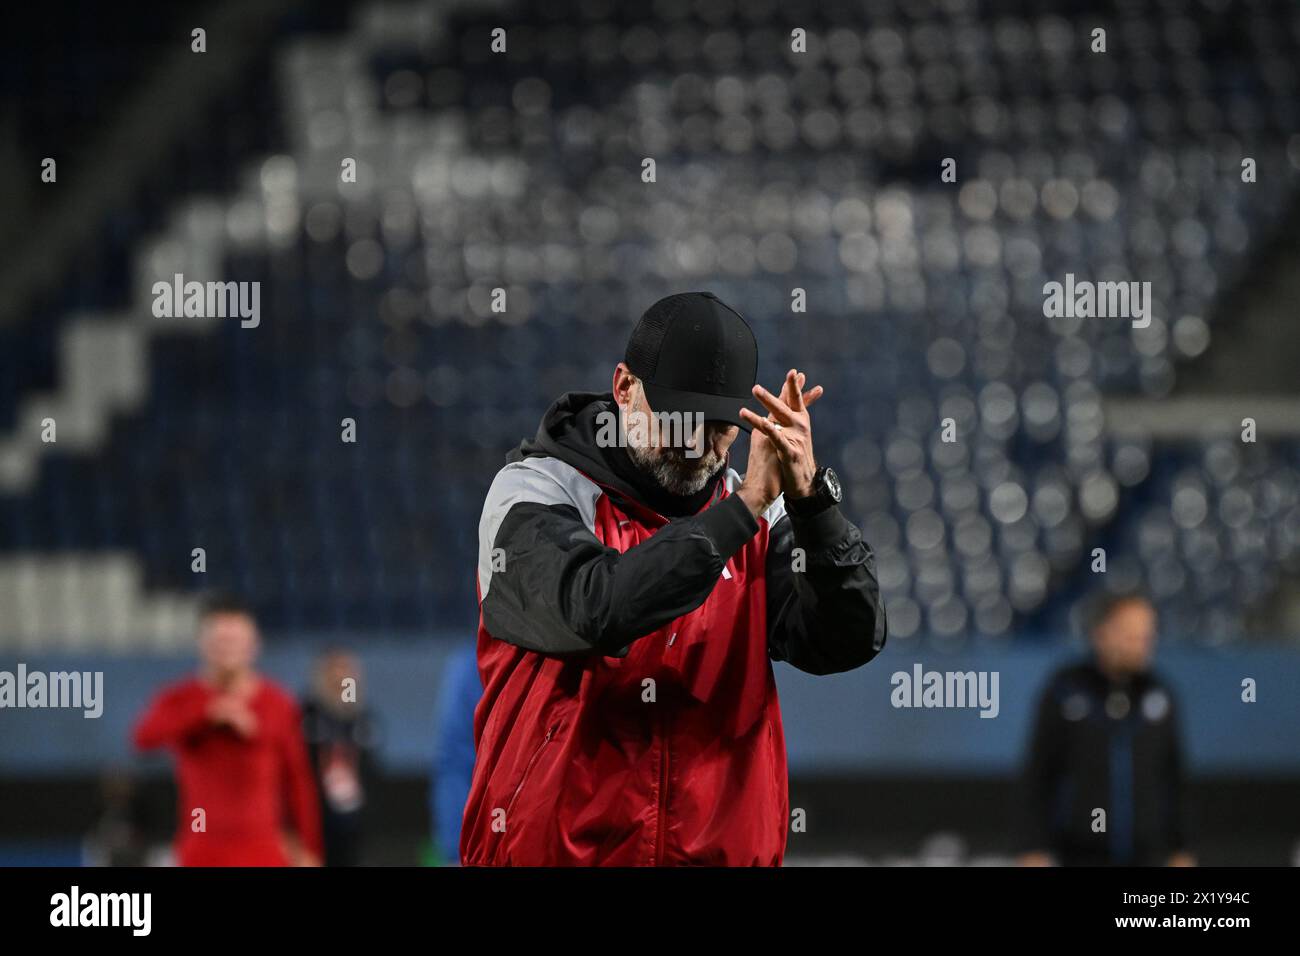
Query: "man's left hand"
740 369 823 500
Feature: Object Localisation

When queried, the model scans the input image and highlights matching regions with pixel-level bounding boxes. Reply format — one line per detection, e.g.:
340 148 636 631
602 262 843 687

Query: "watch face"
823 467 842 503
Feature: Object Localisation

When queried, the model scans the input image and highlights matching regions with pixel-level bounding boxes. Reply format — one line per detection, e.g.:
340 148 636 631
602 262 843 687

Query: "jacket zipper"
505 724 556 822
655 709 670 866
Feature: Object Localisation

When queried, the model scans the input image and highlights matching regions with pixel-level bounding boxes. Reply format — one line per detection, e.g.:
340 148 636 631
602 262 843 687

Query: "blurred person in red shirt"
132 594 323 866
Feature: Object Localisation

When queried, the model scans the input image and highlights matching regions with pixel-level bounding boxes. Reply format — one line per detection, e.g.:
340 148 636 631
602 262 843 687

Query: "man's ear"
612 363 637 406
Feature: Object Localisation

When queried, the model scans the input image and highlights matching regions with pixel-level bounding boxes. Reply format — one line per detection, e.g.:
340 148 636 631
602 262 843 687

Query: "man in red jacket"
462 292 888 866
133 595 323 866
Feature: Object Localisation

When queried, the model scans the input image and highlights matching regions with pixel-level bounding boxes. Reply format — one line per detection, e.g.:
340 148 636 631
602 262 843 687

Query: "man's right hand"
207 694 259 738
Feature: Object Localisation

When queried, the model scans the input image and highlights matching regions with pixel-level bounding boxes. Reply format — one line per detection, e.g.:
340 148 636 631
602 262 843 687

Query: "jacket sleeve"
479 458 759 655
763 499 887 675
280 698 324 861
132 685 213 750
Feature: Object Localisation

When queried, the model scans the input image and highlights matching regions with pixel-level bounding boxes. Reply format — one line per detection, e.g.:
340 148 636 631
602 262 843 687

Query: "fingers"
788 370 806 413
778 369 800 410
753 381 823 416
738 406 771 432
749 369 823 435
752 384 798 425
790 371 827 410
763 370 823 416
739 408 797 458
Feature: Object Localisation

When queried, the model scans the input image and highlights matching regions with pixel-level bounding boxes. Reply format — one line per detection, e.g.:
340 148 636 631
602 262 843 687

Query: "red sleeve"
132 683 212 751
279 698 324 860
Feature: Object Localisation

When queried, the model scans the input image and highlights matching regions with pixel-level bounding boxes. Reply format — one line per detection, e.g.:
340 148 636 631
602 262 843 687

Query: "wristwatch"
785 466 842 518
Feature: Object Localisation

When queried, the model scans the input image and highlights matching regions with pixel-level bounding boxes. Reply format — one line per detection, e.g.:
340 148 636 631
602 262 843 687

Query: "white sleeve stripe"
730 469 787 527
477 456 602 599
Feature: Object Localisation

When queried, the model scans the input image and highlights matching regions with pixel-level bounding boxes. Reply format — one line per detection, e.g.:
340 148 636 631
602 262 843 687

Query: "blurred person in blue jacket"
430 644 482 864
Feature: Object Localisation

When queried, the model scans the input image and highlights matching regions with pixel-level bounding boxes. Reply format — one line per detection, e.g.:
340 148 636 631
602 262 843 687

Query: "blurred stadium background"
2 0 1299 865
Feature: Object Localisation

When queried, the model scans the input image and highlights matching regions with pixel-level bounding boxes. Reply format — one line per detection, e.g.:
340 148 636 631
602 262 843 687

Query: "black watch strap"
785 467 840 518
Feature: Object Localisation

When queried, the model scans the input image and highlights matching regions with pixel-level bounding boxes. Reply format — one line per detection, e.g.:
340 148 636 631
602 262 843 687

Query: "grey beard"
626 442 724 497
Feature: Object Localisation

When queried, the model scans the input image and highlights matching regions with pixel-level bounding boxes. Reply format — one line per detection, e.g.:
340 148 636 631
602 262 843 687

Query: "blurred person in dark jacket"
83 771 152 867
301 648 379 867
1019 592 1194 867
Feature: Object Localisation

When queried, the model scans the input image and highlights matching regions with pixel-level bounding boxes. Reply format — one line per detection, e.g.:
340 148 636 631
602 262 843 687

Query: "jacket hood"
508 391 727 514
508 391 619 480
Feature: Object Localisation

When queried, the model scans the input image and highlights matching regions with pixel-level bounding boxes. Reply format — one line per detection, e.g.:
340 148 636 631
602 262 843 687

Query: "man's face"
1092 600 1157 677
318 651 359 701
620 377 739 496
198 612 259 676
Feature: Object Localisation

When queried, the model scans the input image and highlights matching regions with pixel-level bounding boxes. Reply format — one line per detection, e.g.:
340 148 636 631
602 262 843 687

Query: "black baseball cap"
624 292 758 431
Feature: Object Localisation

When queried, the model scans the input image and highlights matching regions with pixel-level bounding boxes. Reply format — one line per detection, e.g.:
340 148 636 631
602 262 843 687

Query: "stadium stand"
1 0 1299 647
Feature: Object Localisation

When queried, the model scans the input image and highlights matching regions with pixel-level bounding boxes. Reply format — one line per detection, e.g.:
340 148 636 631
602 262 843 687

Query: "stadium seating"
2 0 1298 643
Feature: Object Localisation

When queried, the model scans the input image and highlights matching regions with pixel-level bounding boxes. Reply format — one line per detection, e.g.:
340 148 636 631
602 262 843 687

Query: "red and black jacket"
460 392 887 866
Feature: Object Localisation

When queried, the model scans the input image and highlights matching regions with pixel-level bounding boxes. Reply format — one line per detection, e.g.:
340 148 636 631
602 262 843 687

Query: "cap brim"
641 382 755 433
